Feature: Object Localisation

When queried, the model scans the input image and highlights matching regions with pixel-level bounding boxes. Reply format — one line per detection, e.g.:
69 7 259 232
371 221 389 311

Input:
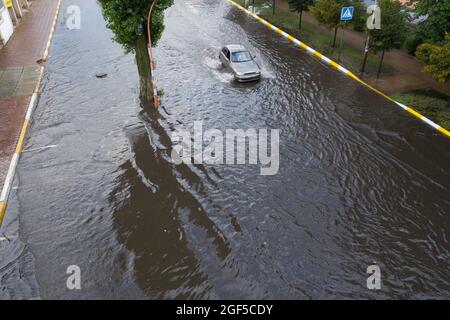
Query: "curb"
0 0 62 227
226 0 450 138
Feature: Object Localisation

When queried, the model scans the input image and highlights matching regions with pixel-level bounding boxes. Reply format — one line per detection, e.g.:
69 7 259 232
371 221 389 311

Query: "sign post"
338 6 354 61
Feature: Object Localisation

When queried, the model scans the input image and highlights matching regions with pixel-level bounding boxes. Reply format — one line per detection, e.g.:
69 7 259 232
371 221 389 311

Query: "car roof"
225 44 247 52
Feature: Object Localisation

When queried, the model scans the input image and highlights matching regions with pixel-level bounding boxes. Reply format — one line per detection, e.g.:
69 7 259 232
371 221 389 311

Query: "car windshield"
231 51 252 62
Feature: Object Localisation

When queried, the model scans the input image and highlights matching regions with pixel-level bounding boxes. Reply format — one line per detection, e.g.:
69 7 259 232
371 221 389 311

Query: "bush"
416 34 450 83
405 33 423 55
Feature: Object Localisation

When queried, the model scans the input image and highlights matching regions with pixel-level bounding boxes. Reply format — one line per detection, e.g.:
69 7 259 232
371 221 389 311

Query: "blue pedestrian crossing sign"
340 6 354 21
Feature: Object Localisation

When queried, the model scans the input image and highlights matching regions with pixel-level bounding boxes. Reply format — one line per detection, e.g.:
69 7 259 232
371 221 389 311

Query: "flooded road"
1 0 449 299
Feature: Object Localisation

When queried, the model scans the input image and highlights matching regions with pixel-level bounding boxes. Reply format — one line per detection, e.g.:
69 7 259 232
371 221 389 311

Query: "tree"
368 0 408 76
309 0 364 47
288 0 313 30
98 0 173 108
415 0 450 43
416 33 450 83
310 0 343 47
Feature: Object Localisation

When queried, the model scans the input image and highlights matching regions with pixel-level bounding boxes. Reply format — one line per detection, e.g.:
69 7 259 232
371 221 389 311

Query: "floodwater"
1 0 449 299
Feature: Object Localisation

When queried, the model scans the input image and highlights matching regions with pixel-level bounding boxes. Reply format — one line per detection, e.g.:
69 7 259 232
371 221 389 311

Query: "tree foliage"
351 0 365 32
368 0 408 52
98 0 173 108
288 0 313 13
309 0 346 30
309 0 364 46
288 0 313 29
309 0 364 30
416 33 450 83
415 0 450 43
98 0 174 53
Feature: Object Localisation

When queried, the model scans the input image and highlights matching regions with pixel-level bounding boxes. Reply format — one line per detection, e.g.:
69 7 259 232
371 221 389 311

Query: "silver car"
219 45 261 82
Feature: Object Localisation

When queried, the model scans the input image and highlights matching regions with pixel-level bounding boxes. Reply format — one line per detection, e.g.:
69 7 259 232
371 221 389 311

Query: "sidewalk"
0 0 59 195
274 0 450 95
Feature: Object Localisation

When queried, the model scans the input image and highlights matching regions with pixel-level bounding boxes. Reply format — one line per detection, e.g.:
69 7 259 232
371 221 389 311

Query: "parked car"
219 45 261 82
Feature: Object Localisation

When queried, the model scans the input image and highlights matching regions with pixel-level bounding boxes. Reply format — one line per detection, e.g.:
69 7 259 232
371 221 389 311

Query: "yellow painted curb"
226 0 450 138
0 202 6 226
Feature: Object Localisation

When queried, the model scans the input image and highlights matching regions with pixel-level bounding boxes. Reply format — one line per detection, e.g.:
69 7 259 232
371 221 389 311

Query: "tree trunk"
272 0 275 15
135 33 155 110
360 50 369 73
377 49 385 79
299 11 303 30
332 26 338 48
360 34 370 73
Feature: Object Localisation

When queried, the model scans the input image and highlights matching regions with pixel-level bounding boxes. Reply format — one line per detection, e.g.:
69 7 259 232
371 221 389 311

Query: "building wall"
0 0 14 44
